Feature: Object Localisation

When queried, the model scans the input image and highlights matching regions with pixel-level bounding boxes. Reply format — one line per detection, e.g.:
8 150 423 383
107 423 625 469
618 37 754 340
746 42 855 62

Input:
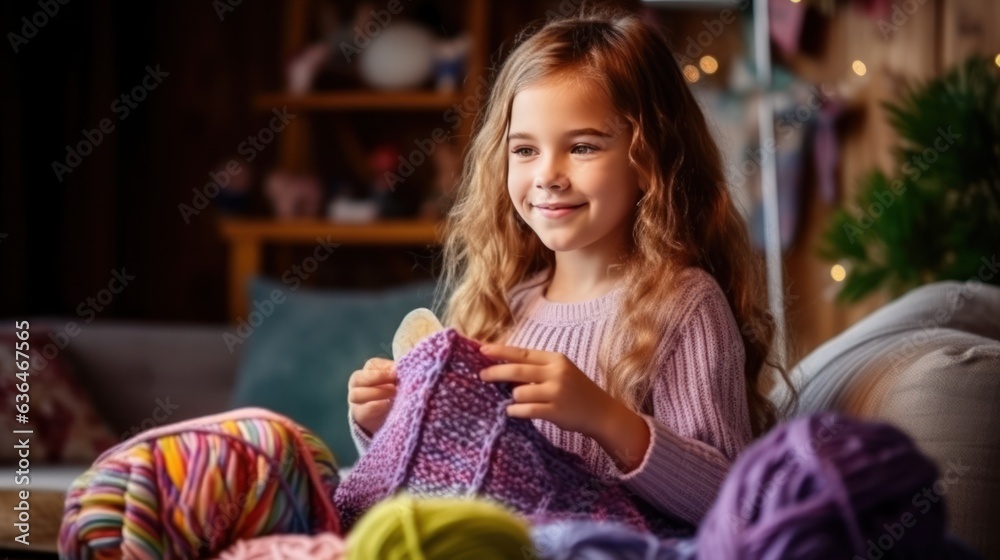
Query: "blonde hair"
433 4 793 437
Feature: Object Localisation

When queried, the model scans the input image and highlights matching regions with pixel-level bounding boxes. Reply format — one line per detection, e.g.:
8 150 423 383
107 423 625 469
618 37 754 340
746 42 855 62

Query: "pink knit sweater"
350 267 753 525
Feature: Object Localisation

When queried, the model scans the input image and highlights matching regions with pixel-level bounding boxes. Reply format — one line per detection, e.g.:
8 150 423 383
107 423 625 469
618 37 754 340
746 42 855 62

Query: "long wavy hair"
433 5 794 437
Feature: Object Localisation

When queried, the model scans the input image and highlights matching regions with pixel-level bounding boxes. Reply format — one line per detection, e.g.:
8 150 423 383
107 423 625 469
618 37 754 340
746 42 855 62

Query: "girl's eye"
572 144 597 155
512 147 535 157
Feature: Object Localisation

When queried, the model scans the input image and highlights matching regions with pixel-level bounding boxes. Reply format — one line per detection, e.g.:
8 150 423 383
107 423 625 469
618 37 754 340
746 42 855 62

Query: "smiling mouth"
532 203 585 210
532 203 586 218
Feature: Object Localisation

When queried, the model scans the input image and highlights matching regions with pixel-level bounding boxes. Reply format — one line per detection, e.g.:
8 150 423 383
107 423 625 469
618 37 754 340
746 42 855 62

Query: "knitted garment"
59 408 342 560
335 328 686 537
352 266 752 526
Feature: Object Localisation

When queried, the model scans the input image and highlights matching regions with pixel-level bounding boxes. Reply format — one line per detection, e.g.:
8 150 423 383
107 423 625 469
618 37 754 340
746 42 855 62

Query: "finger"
359 364 397 386
479 364 546 384
349 385 397 404
356 400 393 423
511 382 555 404
365 357 395 370
350 363 394 389
478 343 553 365
364 399 393 415
349 369 398 389
506 402 555 421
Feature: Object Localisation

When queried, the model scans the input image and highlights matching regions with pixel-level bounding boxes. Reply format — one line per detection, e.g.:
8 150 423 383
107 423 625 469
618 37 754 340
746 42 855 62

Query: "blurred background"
1 0 999 554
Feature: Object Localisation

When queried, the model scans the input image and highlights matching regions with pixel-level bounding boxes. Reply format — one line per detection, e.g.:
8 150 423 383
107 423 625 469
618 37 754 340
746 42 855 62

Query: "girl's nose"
535 177 568 191
534 161 569 191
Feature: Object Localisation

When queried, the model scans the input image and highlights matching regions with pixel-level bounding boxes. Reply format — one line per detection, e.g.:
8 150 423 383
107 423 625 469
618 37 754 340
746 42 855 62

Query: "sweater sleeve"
602 277 753 525
348 410 373 458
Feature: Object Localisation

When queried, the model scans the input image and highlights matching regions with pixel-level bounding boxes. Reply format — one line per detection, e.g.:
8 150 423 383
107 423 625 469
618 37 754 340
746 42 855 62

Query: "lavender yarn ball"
697 413 946 559
531 520 697 560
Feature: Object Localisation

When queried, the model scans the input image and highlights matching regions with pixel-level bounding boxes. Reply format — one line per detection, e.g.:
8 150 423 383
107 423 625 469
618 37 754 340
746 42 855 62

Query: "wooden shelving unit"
264 0 488 174
220 0 488 319
220 218 442 244
220 218 442 318
253 91 465 111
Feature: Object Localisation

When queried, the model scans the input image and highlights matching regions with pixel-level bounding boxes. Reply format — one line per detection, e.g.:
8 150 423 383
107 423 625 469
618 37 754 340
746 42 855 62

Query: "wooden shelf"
219 218 443 318
222 0 488 320
253 91 464 112
219 217 442 244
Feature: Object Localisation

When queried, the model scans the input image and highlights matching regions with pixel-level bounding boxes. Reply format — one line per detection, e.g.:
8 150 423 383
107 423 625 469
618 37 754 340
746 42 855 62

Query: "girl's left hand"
478 343 615 437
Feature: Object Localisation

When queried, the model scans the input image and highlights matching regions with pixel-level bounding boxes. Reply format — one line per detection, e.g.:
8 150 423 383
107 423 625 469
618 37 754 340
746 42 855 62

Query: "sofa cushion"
772 281 1000 558
0 329 117 464
863 337 999 557
34 321 239 436
230 278 436 467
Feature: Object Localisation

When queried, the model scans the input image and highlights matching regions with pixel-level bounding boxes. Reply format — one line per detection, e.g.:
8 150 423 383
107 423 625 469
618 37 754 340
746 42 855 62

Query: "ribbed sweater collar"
519 273 624 325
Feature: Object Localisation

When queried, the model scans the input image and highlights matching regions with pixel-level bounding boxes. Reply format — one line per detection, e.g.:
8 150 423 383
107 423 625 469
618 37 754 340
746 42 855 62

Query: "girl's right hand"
348 357 397 437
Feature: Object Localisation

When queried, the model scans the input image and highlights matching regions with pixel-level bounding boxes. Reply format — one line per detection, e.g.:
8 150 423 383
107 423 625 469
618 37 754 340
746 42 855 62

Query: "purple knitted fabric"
334 328 685 537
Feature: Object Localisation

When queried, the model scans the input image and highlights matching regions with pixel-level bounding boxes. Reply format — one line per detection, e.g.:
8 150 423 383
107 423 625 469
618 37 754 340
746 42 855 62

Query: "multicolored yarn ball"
345 494 532 560
697 413 946 559
335 328 686 538
213 532 346 560
531 520 697 560
59 407 342 559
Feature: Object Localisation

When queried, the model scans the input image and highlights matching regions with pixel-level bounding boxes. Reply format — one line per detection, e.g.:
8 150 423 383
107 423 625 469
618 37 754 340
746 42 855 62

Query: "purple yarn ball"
697 413 946 559
531 520 697 560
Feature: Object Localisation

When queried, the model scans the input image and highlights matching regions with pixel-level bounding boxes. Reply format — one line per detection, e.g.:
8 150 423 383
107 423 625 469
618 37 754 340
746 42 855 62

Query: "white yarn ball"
359 22 436 90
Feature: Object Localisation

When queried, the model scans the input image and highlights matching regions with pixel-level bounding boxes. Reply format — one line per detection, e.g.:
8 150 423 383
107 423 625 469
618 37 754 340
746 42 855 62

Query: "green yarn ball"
345 494 533 560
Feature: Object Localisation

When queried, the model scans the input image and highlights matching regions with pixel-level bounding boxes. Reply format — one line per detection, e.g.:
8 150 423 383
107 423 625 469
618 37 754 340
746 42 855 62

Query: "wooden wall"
782 0 1000 363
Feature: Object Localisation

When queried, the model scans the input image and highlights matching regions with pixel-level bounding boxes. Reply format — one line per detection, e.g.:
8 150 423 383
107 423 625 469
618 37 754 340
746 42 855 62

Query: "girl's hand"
348 358 397 437
477 343 616 437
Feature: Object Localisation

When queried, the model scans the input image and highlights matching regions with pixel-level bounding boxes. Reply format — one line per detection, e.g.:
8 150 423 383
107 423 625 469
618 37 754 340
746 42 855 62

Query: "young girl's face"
507 76 641 256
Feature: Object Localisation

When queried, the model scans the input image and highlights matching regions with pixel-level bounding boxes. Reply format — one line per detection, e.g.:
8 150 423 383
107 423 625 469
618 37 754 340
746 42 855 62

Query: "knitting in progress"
335 327 687 538
59 407 342 560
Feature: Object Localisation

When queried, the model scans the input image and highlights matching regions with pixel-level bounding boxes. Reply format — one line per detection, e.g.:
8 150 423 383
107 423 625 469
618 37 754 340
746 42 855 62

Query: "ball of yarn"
531 520 697 560
213 532 346 560
345 494 532 560
59 408 342 559
698 413 945 559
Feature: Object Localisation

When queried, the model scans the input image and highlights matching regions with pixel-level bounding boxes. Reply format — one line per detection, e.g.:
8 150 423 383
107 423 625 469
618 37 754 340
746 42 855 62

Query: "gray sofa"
7 280 999 556
770 280 1000 557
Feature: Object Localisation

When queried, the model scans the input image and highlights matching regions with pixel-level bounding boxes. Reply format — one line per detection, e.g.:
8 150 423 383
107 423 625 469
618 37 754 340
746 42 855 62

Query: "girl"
348 5 793 527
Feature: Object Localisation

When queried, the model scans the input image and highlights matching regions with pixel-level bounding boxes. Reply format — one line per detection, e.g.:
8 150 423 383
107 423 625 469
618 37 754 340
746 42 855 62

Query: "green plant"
819 55 1000 303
